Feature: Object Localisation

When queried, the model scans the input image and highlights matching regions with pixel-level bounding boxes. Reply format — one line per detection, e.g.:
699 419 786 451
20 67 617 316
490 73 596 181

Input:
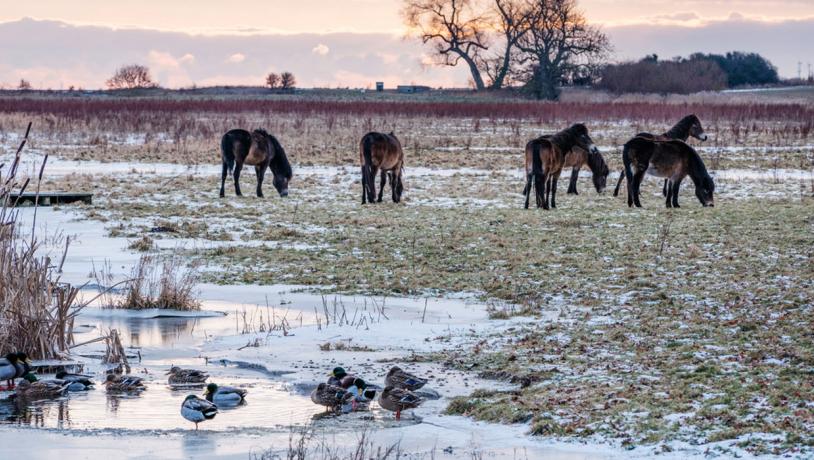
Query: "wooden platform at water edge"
8 191 93 206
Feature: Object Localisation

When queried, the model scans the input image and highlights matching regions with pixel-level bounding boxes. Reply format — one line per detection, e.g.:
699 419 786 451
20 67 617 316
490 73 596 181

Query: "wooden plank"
9 192 93 206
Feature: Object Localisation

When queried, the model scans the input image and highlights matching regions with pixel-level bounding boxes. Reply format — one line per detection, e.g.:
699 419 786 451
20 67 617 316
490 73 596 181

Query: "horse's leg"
378 170 387 203
361 166 368 204
255 165 265 198
632 171 646 208
524 173 533 209
369 166 379 204
220 161 228 198
542 173 551 210
662 179 669 197
665 179 673 208
671 178 683 208
613 170 625 197
567 167 579 195
394 169 404 203
234 161 244 197
551 172 560 208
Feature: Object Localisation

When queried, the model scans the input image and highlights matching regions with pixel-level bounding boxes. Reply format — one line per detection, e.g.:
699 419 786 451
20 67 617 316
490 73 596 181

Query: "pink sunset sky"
1 0 812 89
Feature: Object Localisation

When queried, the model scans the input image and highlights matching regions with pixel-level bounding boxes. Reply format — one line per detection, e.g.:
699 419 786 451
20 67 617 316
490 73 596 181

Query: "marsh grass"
0 122 85 358
252 425 402 460
95 254 200 311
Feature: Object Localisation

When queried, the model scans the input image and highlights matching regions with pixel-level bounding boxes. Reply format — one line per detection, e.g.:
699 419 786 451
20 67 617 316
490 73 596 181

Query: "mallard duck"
55 371 95 391
19 372 91 392
310 383 353 412
385 366 427 391
166 366 209 385
378 386 424 420
181 395 218 430
14 353 32 379
104 374 145 392
13 373 70 400
327 366 351 387
0 353 23 389
204 383 247 405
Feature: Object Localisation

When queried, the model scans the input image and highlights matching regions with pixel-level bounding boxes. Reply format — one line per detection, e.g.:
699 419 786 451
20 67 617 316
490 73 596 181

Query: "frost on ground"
3 108 813 457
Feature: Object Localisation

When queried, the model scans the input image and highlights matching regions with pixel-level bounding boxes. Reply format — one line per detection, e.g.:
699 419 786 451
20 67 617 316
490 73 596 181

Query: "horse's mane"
664 115 699 140
547 124 588 153
267 134 292 179
586 150 609 176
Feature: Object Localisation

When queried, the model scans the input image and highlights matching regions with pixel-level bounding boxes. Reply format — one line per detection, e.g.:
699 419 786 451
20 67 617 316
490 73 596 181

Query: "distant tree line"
598 52 779 95
402 0 610 100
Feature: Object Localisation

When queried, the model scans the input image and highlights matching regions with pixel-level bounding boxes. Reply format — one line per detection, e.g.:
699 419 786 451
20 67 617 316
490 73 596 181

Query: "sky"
1 0 812 89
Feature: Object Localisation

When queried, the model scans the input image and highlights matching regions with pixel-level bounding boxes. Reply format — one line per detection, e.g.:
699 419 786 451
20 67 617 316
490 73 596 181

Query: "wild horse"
220 129 292 198
360 131 405 204
523 124 600 210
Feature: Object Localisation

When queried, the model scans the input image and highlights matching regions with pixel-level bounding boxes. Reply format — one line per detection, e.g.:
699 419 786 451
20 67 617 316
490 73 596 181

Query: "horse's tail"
531 141 545 208
221 133 236 176
362 134 375 202
623 137 653 207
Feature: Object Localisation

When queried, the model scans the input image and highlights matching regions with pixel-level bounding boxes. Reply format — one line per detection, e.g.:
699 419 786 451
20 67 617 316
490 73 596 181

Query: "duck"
13 373 70 400
343 378 376 412
310 383 353 412
204 383 247 405
0 353 21 389
385 366 427 391
181 395 218 430
327 366 352 387
55 371 95 391
14 353 32 380
104 374 145 392
20 372 91 392
378 386 424 421
166 366 209 385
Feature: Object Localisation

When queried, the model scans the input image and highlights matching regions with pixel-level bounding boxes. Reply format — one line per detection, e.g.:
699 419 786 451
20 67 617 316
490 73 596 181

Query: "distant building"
397 85 431 94
375 82 384 92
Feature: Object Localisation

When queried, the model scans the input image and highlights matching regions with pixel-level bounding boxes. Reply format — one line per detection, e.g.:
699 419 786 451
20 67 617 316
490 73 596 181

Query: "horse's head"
272 173 290 198
570 123 599 155
687 115 708 141
588 151 610 194
695 174 715 207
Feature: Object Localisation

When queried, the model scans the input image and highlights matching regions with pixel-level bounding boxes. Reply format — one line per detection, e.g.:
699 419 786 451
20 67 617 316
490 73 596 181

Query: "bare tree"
266 72 281 89
516 0 609 100
18 79 32 90
280 72 296 90
482 0 532 89
403 0 489 90
106 64 158 90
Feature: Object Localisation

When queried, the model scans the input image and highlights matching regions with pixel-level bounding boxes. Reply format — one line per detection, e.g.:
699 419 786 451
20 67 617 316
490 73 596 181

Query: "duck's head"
184 394 198 402
204 383 218 395
22 373 38 383
55 371 68 379
329 367 347 379
104 374 118 385
166 366 181 375
387 366 401 376
352 378 367 390
4 353 18 363
16 352 32 365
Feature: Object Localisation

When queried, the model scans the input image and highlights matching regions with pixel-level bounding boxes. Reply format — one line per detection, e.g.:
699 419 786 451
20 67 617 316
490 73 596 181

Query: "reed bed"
0 123 83 359
94 254 200 311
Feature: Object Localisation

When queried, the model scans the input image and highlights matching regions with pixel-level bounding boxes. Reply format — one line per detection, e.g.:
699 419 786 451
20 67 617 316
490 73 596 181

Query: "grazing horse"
220 129 292 198
523 124 599 210
360 132 404 204
564 147 610 195
613 114 708 197
623 138 715 208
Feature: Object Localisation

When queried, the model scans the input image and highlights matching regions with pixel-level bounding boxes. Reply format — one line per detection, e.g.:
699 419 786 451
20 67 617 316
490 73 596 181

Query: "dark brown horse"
613 114 708 197
564 147 610 195
220 129 292 198
360 132 404 204
623 138 715 208
523 124 599 210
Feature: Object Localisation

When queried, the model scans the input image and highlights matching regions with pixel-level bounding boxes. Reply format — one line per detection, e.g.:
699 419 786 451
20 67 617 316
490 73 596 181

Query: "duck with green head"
204 383 247 406
327 367 350 387
181 394 218 430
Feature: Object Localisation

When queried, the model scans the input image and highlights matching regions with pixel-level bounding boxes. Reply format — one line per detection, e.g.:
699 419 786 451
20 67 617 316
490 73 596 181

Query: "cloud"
180 53 195 64
227 53 246 63
312 44 330 56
